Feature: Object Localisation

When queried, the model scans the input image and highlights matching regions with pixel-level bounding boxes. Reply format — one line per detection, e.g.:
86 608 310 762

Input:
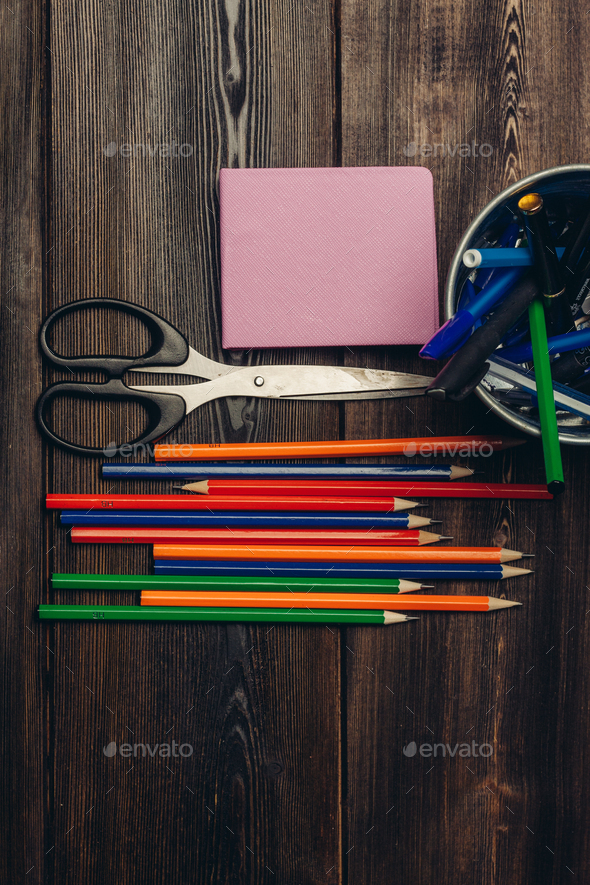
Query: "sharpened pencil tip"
501 565 533 578
414 503 429 508
421 585 435 589
520 553 535 558
384 611 419 624
488 597 522 610
439 536 454 541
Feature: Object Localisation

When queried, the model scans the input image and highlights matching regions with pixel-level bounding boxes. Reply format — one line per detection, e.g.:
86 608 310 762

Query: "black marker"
427 275 539 402
518 193 571 337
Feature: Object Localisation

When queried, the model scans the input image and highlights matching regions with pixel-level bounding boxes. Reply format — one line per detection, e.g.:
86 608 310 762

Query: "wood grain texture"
5 0 590 882
340 0 590 882
48 0 341 882
0 2 47 884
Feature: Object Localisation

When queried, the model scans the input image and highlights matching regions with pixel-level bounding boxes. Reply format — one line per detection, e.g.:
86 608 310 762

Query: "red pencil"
45 494 423 513
69 526 451 546
180 479 553 500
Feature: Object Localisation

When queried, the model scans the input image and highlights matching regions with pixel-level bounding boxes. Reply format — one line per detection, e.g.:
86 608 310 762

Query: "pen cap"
419 310 474 359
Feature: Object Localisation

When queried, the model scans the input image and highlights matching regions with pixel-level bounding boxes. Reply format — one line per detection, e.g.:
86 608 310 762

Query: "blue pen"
153 560 528 580
499 326 590 364
472 222 520 290
500 322 530 348
456 278 478 313
463 246 565 269
59 510 435 529
420 226 519 360
420 266 527 360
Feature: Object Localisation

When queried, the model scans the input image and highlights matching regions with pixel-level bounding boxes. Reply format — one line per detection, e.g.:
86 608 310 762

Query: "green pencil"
51 573 430 594
37 605 416 624
528 297 565 494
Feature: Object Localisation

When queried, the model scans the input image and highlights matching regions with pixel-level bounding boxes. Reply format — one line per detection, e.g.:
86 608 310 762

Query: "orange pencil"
152 544 531 563
154 436 523 461
140 590 521 611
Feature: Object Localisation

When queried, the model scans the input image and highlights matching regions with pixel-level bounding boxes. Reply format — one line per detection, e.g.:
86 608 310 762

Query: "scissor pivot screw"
254 376 265 387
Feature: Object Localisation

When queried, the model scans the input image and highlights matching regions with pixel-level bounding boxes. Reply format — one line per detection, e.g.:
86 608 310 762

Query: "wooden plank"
340 0 590 882
49 0 341 882
0 2 47 883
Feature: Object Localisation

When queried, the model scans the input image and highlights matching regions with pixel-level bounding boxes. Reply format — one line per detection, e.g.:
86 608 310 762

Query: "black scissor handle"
39 298 189 375
35 379 187 457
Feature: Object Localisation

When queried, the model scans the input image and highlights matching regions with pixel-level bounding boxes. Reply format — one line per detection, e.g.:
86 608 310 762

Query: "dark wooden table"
3 1 590 882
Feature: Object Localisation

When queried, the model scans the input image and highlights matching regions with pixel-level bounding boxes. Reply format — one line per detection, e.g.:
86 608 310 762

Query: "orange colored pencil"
154 436 523 461
152 544 530 563
140 590 520 611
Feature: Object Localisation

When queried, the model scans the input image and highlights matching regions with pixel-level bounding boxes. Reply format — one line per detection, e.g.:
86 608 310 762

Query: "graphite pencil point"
487 597 522 611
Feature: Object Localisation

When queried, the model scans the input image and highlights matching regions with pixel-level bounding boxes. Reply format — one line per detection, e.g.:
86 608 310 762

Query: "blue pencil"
102 463 469 480
153 559 531 580
59 510 439 529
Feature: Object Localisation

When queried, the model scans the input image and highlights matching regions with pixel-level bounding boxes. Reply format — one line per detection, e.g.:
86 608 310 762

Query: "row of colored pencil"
42 437 547 622
43 452 538 621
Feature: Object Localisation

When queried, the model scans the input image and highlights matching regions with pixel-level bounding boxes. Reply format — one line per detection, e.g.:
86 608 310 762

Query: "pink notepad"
219 166 438 349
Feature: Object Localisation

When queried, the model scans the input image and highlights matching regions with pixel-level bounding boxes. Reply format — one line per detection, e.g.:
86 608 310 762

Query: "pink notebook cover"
219 166 438 349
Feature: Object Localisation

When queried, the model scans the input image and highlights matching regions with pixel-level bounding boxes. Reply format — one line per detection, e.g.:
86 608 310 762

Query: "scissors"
36 299 434 456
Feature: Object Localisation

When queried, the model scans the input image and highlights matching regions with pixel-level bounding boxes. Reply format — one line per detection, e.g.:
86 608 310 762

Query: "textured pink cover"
219 166 438 349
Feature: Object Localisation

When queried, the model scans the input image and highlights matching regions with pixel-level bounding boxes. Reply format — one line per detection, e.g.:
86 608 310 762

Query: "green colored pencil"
51 573 430 594
37 605 415 624
528 297 565 494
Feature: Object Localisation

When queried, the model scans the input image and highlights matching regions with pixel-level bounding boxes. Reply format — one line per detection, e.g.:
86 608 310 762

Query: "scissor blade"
128 365 434 415
257 365 433 398
285 388 428 401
